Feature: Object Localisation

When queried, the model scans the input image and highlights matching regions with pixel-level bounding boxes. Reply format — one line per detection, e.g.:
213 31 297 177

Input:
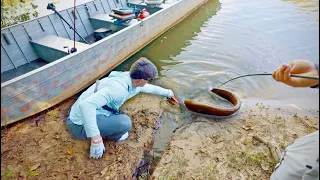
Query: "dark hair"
129 57 158 80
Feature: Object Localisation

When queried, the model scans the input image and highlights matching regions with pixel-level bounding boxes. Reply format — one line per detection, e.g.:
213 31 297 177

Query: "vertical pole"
70 0 77 53
74 0 76 50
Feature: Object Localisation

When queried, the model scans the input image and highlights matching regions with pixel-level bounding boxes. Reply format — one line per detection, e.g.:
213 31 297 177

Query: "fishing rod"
47 3 88 44
71 0 77 53
219 73 319 87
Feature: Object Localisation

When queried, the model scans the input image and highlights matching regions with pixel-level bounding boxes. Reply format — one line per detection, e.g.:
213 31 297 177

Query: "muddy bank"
1 93 167 180
152 102 319 179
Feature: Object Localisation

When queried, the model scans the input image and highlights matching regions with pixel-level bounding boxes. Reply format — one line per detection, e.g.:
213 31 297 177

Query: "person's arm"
139 83 174 98
272 60 319 88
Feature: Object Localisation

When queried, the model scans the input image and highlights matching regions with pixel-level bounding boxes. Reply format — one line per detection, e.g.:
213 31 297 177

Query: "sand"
152 101 319 180
1 93 166 180
1 93 319 180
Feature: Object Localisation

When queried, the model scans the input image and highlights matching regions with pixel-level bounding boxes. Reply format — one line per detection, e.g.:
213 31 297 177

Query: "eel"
183 88 241 116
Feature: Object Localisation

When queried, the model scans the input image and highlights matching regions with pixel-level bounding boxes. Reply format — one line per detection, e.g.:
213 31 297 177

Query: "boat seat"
30 35 89 63
145 0 163 6
109 13 136 21
89 13 138 31
89 14 119 30
127 1 169 14
90 14 115 24
112 8 135 15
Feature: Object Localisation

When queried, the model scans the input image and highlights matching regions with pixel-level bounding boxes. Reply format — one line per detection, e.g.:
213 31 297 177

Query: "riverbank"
152 100 319 179
1 94 167 180
1 94 318 179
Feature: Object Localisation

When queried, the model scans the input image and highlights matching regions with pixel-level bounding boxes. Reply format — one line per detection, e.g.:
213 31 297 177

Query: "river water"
114 0 319 153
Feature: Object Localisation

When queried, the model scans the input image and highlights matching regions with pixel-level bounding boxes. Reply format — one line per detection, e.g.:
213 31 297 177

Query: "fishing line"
219 73 319 87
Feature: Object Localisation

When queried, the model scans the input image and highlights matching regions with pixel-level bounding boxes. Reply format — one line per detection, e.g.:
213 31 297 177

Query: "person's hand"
90 138 105 159
167 89 179 104
272 60 319 87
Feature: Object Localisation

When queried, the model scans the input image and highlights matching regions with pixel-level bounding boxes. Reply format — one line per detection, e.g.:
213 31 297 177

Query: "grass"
158 156 188 179
26 170 39 177
1 169 15 179
278 140 288 150
200 162 217 179
158 174 176 180
47 110 58 121
228 136 277 175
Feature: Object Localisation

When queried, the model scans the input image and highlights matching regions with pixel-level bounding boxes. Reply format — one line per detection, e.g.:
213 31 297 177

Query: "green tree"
1 0 39 28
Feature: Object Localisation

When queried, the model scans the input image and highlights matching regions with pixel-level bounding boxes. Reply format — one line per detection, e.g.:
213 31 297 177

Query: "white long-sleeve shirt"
68 71 171 137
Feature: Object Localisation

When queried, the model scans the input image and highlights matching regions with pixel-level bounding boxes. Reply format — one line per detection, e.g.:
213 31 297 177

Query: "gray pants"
66 114 132 141
270 130 319 180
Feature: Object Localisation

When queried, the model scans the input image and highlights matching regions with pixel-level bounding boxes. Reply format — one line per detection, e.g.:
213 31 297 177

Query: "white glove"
90 141 105 159
167 89 174 98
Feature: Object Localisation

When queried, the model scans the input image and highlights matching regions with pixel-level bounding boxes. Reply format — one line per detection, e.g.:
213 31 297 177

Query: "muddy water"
114 0 319 154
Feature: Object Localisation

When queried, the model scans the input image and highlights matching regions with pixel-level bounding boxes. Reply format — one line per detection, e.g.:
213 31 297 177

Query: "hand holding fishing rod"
272 60 319 87
220 60 319 88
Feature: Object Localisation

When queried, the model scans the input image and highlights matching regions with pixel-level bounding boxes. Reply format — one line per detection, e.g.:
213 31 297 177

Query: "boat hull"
1 0 208 126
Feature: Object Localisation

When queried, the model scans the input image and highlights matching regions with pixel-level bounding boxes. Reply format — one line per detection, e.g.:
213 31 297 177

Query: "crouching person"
65 57 176 159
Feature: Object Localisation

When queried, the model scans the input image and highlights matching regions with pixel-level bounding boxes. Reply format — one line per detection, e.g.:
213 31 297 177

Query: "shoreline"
1 93 318 179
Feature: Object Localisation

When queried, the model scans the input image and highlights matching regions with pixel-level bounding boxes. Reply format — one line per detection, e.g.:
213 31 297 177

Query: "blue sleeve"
139 84 170 97
79 87 127 137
